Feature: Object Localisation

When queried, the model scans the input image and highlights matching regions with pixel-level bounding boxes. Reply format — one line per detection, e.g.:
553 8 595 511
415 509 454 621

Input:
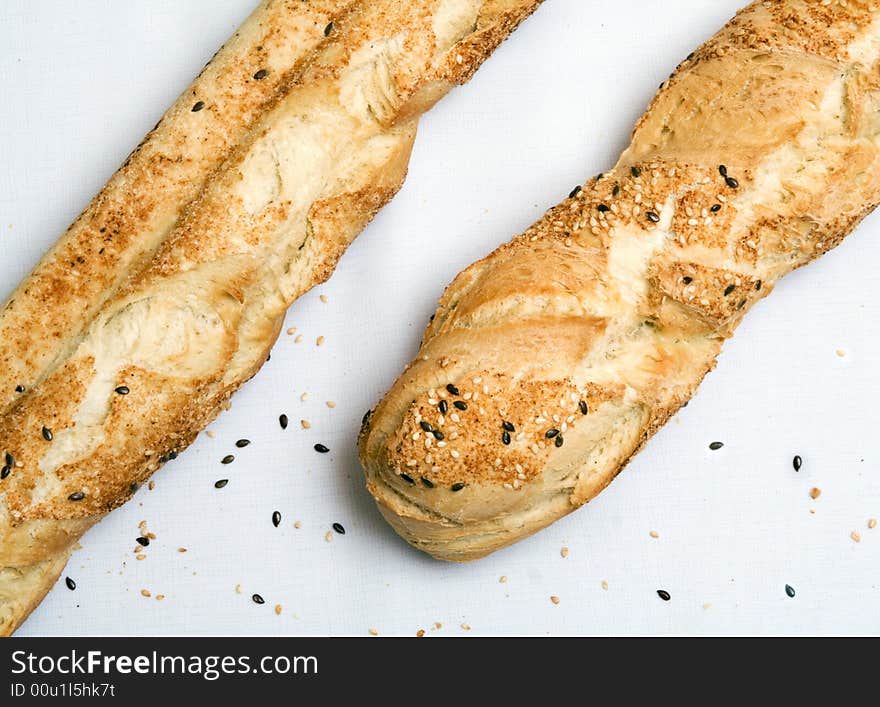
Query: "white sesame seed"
450 450 460 459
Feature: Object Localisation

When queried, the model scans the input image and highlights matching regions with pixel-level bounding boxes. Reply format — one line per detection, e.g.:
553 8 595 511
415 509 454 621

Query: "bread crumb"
869 518 877 530
275 604 283 616
319 294 329 303
702 602 712 610
416 629 425 637
325 401 336 408
148 481 155 491
836 348 847 358
155 595 165 601
601 580 609 590
136 554 146 561
499 575 507 583
300 392 308 402
851 531 861 543
316 336 325 347
294 334 304 343
205 430 216 439
294 520 302 529
140 589 151 598
810 487 821 500
460 623 471 631
177 547 187 553
287 327 297 336
325 531 333 542
550 595 560 605
433 622 442 630
649 530 660 538
301 419 311 429
560 546 569 558
235 584 243 594
368 628 378 636
146 532 156 540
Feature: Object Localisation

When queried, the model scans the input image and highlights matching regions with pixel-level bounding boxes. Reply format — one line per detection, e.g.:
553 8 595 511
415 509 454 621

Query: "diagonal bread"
0 0 543 635
359 0 880 562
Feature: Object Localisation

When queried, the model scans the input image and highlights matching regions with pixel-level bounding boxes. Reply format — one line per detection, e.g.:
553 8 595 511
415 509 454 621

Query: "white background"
1 0 878 637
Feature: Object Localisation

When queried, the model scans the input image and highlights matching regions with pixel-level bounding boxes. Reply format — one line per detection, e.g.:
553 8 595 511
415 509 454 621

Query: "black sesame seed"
723 284 735 296
314 444 330 454
324 21 334 36
709 441 724 450
438 400 448 414
646 211 660 223
68 491 85 501
252 593 265 605
545 429 559 439
136 536 150 547
718 165 728 178
42 426 53 441
115 386 130 395
631 166 642 178
130 482 139 493
555 435 564 448
4 452 12 467
235 439 251 448
597 204 610 213
332 522 345 535
502 431 511 446
158 454 169 464
400 473 415 485
433 430 444 441
279 414 289 429
191 101 205 112
657 589 671 601
568 185 582 199
1 466 10 480
682 276 693 284
451 482 465 492
793 455 803 472
453 401 468 411
221 454 235 465
419 421 433 433
65 577 76 591
446 384 460 396
785 584 796 598
214 479 228 489
421 477 434 488
755 280 763 291
737 299 747 310
272 511 281 527
253 69 269 80
15 385 24 393
168 451 178 460
710 203 722 213
579 400 588 415
502 421 515 432
612 184 620 197
725 176 739 189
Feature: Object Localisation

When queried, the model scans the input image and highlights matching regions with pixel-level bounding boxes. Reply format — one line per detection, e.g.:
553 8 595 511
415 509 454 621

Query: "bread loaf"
359 0 880 561
0 0 542 635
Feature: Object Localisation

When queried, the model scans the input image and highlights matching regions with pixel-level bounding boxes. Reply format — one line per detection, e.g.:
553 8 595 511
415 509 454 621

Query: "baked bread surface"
360 0 880 561
0 0 543 634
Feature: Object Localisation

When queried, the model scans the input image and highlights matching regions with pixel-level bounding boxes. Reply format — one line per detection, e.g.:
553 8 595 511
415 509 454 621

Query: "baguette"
0 0 543 635
359 0 880 561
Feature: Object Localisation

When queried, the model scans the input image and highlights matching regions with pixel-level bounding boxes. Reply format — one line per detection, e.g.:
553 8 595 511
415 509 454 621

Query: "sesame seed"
631 166 641 178
545 429 559 438
221 454 235 464
235 439 251 448
294 334 304 343
178 547 187 553
279 414 289 429
438 400 448 414
400 473 415 485
453 401 467 411
569 186 581 198
649 530 660 538
42 426 53 441
785 584 796 598
325 531 333 542
368 629 379 636
4 453 12 467
657 590 671 601
502 421 515 432
755 280 763 291
253 69 269 80
252 593 265 605
68 491 85 501
709 441 724 450
294 520 302 529
272 511 281 527
718 165 728 177
419 476 434 489
420 421 433 433
499 576 507 583
598 204 610 213
851 531 861 543
324 21 334 35
601 580 609 590
612 184 620 196
314 443 330 454
579 400 588 415
646 211 660 223
446 384 460 396
868 518 877 529
502 431 511 445
793 455 802 471
136 536 150 547
710 204 721 212
301 419 311 429
192 101 205 112
723 284 735 296
550 596 560 605
0 466 9 480
65 577 76 591
451 482 465 492
725 176 739 189
332 522 345 535
14 385 24 393
316 336 325 346
560 547 569 558
214 479 228 489
320 294 329 303
115 386 130 395
555 435 564 448
205 430 216 438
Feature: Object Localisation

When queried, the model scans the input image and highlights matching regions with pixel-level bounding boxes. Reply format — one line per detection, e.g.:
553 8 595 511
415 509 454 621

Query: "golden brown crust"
0 0 544 634
360 0 880 561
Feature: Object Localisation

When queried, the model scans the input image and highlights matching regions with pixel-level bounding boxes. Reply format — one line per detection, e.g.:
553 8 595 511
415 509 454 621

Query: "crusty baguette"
359 0 880 561
0 0 543 635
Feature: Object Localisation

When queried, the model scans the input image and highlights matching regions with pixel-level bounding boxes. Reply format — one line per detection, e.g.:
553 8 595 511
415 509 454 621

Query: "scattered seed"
400 473 415 485
68 491 85 501
657 590 671 601
646 211 660 223
810 487 821 500
148 480 155 491
550 596 560 605
214 479 229 489
178 547 187 553
325 531 333 542
235 584 242 594
42 426 53 441
272 511 281 527
294 521 302 529
300 419 312 430
115 386 130 395
451 482 465 492
155 595 165 601
709 441 724 450
332 522 345 535
252 593 265 605
300 392 308 401
253 69 269 80
460 623 471 631
279 414 289 429
368 628 378 636
205 430 216 438
275 605 282 616
836 349 847 358
499 576 508 583
785 584 796 598
579 400 588 415
136 536 150 547
453 401 468 411
416 629 425 637
235 439 251 448
314 443 330 454
601 580 609 590
851 531 861 543
136 554 146 561
65 577 76 591
421 477 434 489
294 334 304 343
649 530 659 538
446 384 460 396
324 21 334 36
320 295 329 303
221 454 235 465
869 519 877 530
191 101 205 112
316 336 325 347
560 547 569 558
